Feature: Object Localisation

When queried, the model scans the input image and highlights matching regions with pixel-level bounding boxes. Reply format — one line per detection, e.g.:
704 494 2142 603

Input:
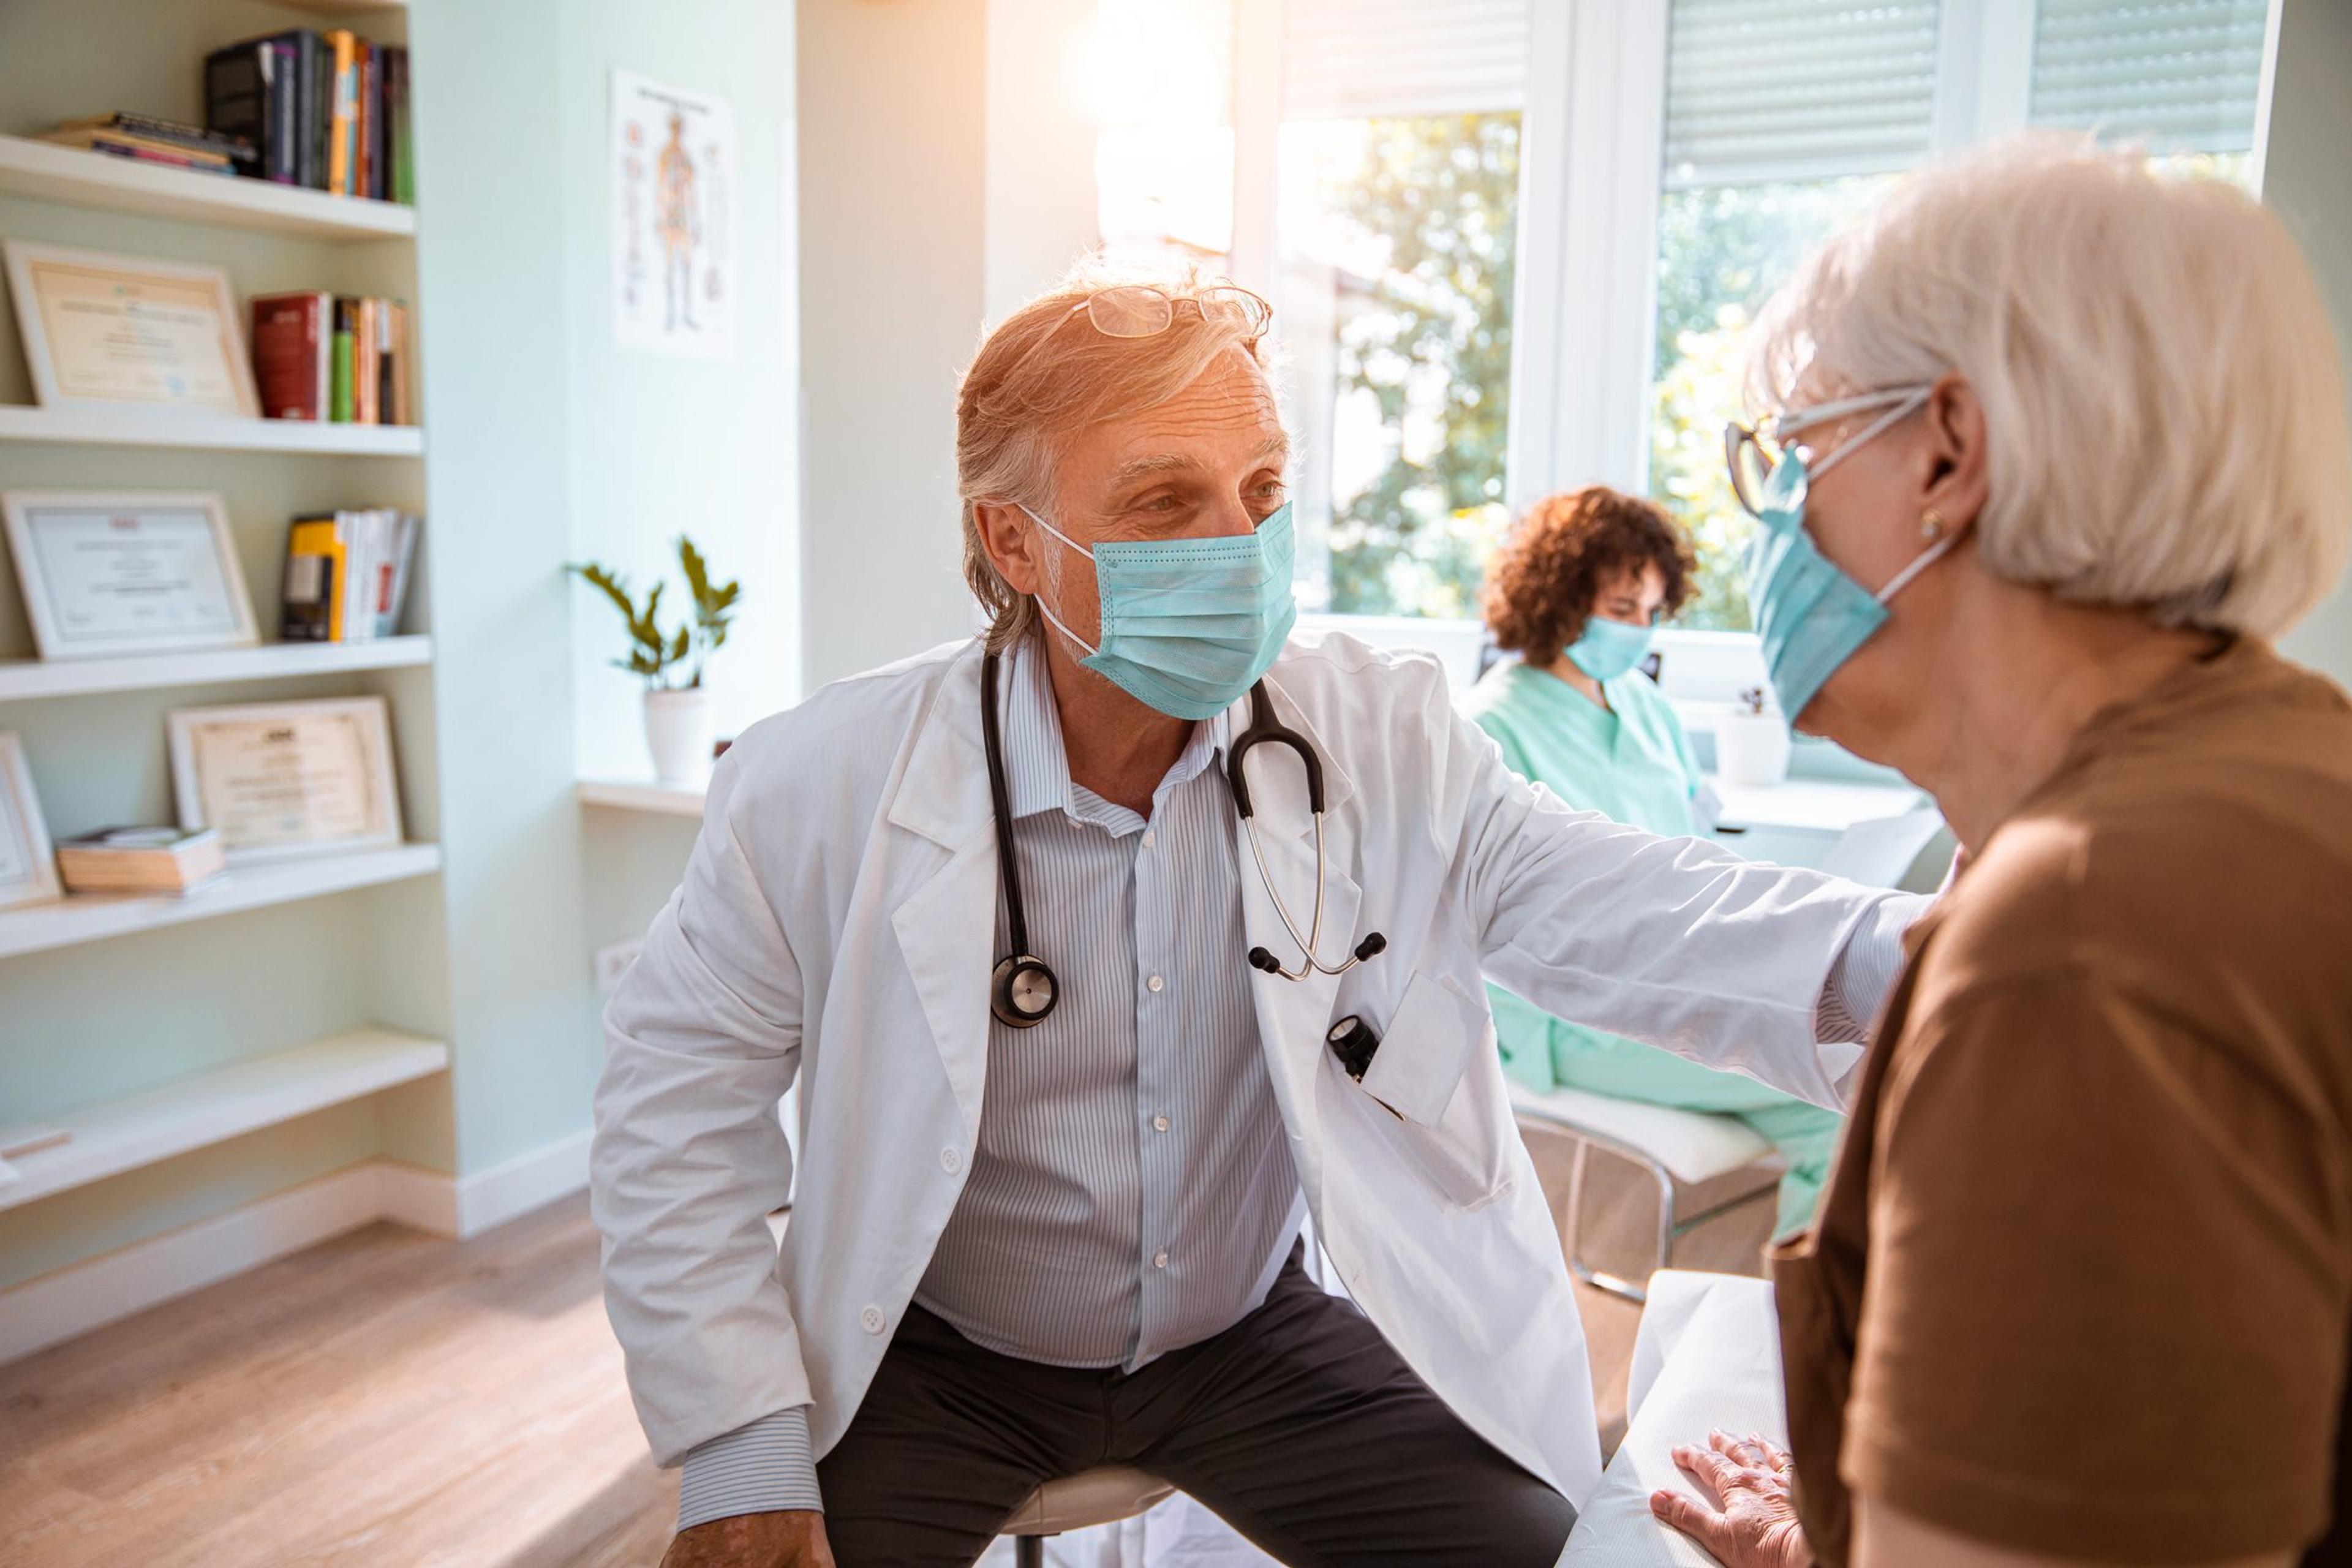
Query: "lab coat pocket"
1339 969 1514 1211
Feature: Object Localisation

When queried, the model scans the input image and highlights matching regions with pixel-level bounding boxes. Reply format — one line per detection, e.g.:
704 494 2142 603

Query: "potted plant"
1715 684 1792 787
569 537 741 786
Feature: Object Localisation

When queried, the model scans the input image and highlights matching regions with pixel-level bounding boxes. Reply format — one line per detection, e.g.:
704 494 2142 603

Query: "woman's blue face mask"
1023 501 1298 721
1743 387 1959 722
1564 612 1655 682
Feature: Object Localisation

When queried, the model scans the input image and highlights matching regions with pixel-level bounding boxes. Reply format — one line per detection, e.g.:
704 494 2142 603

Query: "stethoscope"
982 650 1387 1030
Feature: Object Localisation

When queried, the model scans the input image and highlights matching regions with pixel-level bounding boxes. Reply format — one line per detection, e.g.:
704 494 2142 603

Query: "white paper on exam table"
1815 804 1947 888
1560 1271 1786 1567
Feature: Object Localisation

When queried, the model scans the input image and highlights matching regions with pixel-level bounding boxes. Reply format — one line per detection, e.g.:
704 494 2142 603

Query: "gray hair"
1748 132 2351 638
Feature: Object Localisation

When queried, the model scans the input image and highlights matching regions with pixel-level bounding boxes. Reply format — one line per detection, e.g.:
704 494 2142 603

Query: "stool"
1002 1466 1175 1567
1512 1082 1784 1305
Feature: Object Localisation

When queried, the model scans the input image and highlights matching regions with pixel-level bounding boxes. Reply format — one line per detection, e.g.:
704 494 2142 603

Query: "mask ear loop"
1017 502 1102 658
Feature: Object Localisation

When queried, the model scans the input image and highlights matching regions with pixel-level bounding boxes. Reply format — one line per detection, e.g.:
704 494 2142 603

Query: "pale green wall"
2267 0 2352 688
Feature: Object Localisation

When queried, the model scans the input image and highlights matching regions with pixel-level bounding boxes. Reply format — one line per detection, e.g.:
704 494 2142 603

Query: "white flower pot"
644 687 714 786
1714 708 1792 788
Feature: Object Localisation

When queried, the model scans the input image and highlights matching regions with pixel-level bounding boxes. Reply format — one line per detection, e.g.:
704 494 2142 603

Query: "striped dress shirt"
673 637 1923 1532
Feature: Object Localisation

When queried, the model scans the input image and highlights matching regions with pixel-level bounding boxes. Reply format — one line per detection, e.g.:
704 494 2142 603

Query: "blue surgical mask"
1023 502 1299 720
1564 615 1654 682
1744 388 1958 721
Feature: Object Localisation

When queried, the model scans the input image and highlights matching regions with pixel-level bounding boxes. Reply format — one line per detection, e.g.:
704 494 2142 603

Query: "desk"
1706 774 1939 884
1706 774 1921 834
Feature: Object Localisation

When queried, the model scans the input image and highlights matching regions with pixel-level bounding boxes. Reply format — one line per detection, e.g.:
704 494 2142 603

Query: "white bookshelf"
0 636 431 702
0 1028 448 1212
0 405 423 456
578 778 707 818
0 843 442 960
0 134 415 240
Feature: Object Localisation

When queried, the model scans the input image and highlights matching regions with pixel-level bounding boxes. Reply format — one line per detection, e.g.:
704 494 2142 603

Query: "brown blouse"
1773 638 2352 1566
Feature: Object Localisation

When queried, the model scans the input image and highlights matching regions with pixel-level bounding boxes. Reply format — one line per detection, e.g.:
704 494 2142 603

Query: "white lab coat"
590 631 1890 1508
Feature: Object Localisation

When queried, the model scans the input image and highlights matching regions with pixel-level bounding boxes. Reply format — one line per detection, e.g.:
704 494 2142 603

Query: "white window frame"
1231 0 2283 701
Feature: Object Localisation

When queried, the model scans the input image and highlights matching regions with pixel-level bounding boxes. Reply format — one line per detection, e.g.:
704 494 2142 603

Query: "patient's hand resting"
1649 1430 1814 1568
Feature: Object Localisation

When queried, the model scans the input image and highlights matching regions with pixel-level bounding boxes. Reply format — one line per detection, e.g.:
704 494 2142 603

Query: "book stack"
203 28 411 201
282 510 419 643
57 828 227 896
39 114 258 176
250 292 413 424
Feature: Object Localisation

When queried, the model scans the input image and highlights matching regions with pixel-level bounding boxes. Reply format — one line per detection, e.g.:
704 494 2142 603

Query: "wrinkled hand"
1649 1430 1814 1568
660 1509 834 1568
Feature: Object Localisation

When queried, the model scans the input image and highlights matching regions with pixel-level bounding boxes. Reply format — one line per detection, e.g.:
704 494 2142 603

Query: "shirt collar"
999 634 1221 825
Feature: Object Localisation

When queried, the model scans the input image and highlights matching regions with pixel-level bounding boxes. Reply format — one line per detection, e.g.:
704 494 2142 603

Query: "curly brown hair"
1480 486 1695 667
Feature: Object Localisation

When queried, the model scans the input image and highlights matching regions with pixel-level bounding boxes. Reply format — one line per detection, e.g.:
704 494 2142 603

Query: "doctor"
592 269 1922 1568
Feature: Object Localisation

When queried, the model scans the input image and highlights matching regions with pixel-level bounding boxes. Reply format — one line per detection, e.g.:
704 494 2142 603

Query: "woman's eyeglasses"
1722 388 1935 518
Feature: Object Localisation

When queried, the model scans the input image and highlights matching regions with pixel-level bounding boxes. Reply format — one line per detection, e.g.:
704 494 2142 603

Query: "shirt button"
860 1306 886 1334
1153 1251 1169 1269
1147 974 1164 993
1152 1114 1170 1133
941 1147 963 1174
1142 830 1156 850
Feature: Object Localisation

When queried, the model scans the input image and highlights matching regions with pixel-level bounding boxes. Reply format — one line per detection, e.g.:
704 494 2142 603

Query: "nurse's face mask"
1728 386 1961 722
1022 500 1298 722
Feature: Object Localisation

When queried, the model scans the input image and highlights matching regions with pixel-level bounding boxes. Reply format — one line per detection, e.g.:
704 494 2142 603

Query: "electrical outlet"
592 937 645 995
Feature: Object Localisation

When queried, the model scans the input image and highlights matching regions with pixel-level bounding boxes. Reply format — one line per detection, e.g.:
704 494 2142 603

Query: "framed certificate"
0 733 64 911
167 696 404 865
2 491 260 660
2 239 262 417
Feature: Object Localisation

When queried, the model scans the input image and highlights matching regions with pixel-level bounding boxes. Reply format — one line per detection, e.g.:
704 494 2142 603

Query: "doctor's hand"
660 1509 835 1568
1650 1431 1815 1568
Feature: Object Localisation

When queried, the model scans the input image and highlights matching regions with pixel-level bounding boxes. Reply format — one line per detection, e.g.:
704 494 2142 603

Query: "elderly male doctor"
592 271 1919 1568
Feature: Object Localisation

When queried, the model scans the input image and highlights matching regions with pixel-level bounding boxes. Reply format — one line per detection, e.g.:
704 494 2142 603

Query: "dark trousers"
815 1246 1576 1567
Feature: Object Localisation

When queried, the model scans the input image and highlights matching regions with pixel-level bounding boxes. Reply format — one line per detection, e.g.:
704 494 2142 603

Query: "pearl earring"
1920 508 1946 540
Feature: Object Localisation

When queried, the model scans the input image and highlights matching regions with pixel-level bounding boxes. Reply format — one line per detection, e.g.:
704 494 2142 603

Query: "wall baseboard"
0 1128 594 1366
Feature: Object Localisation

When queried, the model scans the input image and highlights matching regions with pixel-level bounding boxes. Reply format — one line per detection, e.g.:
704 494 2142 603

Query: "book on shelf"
203 28 404 202
56 827 226 895
251 291 333 421
41 114 255 176
283 508 418 643
258 294 409 424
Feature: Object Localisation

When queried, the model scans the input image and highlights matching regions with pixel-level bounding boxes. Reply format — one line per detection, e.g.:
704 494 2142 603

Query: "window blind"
1662 0 1942 189
2029 0 2269 155
1282 0 1528 121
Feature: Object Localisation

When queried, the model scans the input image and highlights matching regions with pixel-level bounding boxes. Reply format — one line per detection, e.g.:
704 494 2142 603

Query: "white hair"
1747 133 2352 638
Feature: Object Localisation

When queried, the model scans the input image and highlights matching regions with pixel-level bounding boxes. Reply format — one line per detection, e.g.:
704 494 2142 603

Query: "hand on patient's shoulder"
661 1509 832 1568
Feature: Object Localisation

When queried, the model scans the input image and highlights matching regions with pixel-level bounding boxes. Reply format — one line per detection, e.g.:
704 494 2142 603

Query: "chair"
1511 1083 1784 1305
1003 1466 1176 1567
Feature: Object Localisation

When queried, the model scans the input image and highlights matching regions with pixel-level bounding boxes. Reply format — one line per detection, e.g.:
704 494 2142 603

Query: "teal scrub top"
1461 658 1796 1112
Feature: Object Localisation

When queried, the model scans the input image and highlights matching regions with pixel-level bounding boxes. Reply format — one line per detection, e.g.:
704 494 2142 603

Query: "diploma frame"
0 733 64 911
2 490 261 660
2 239 262 418
167 696 404 865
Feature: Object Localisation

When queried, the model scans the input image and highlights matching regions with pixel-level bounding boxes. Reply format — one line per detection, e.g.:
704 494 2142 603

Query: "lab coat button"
941 1147 963 1174
860 1306 886 1335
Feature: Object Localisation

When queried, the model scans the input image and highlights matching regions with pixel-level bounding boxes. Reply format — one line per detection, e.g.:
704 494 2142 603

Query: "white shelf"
0 1028 448 1212
0 842 441 960
0 404 422 456
0 134 414 240
0 636 431 702
579 778 707 818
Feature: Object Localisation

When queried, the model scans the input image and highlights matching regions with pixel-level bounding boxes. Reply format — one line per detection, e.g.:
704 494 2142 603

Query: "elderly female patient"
1463 486 1842 1237
1648 135 2352 1567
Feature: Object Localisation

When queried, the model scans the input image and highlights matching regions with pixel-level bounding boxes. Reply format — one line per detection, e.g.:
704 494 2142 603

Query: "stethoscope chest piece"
991 953 1058 1028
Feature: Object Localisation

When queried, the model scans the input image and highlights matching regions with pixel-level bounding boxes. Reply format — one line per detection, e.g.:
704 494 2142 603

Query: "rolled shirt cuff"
676 1405 824 1532
1814 891 1931 1044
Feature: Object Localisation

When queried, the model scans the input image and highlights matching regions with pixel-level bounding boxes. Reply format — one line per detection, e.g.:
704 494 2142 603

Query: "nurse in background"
1459 485 1841 1236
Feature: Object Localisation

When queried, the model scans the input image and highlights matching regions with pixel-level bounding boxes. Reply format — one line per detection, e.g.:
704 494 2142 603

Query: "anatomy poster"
612 70 736 357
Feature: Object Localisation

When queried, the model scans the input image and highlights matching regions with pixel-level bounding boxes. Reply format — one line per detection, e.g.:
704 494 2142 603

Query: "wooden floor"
0 1139 1770 1567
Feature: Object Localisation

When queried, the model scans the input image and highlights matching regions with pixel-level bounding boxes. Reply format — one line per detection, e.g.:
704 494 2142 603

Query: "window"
1272 0 1526 618
1645 0 2275 633
1095 0 1235 271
